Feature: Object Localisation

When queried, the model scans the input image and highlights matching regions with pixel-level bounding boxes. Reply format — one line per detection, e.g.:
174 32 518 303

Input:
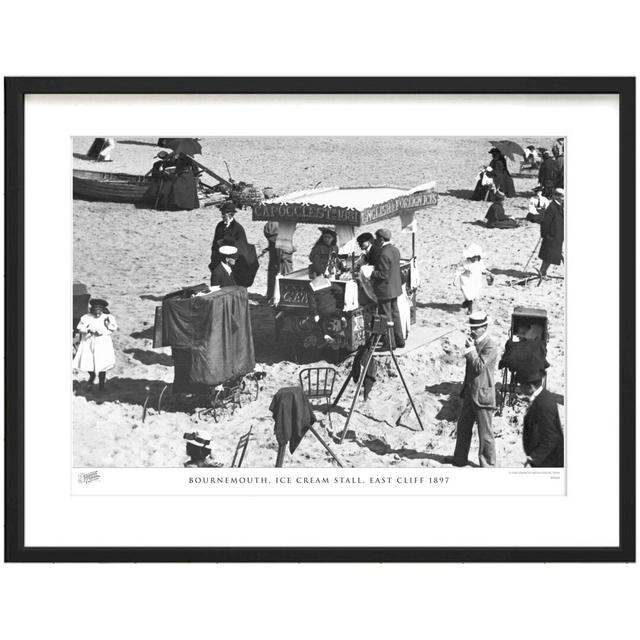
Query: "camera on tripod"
370 313 392 336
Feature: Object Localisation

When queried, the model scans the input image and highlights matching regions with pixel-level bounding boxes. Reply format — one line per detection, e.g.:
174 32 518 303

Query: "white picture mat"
23 93 619 547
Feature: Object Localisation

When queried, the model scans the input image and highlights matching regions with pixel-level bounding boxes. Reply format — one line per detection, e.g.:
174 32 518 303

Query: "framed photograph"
4 77 635 562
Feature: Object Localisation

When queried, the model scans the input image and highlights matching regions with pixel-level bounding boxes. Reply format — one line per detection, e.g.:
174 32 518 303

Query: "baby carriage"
497 306 549 414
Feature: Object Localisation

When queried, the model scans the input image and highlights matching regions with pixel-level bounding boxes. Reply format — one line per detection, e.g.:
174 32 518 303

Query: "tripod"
337 321 424 443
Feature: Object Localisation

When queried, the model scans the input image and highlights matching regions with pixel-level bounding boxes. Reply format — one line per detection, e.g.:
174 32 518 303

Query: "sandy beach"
73 136 564 468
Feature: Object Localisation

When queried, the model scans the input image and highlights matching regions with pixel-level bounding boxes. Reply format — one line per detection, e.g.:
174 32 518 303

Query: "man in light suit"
450 311 500 467
370 228 405 349
518 372 564 467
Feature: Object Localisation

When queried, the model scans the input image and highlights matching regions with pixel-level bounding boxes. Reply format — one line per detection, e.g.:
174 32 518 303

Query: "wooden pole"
154 179 163 209
332 369 354 408
411 229 416 263
387 325 424 431
523 237 542 273
275 443 286 467
308 424 344 467
339 334 381 443
189 158 234 189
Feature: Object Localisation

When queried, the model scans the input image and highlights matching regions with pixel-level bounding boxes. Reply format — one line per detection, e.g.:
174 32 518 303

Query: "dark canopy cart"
252 183 438 357
149 285 260 421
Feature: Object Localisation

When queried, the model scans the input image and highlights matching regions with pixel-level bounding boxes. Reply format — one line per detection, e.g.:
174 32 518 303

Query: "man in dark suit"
537 149 560 198
210 245 238 287
209 201 248 276
450 312 500 467
518 373 564 467
538 188 564 276
370 228 405 349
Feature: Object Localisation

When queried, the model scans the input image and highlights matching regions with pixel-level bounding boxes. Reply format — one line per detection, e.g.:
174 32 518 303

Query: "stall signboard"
252 187 438 227
360 188 438 225
252 202 360 225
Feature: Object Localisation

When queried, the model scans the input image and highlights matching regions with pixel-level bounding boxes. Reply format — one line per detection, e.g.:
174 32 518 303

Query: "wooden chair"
298 367 337 429
231 425 253 468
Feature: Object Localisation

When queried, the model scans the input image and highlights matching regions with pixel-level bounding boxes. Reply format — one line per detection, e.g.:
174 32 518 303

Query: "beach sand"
73 136 564 468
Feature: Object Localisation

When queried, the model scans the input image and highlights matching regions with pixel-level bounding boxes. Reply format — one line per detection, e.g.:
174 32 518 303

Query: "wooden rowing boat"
73 169 156 203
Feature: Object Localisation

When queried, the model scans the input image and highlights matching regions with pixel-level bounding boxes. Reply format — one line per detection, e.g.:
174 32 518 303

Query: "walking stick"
523 237 542 273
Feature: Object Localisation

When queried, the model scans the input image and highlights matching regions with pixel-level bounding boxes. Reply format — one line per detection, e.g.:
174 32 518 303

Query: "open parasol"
161 138 202 156
489 140 526 162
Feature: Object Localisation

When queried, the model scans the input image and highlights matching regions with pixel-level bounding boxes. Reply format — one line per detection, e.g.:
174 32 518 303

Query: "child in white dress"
73 298 117 391
455 243 494 314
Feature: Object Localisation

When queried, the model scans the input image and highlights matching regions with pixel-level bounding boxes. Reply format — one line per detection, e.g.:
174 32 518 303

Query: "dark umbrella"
489 140 526 162
161 138 202 155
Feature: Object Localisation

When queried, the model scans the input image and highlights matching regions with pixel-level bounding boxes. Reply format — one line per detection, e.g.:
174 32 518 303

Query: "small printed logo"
78 470 101 484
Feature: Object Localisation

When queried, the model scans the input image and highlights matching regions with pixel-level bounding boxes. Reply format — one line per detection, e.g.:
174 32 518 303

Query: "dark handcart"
145 285 263 422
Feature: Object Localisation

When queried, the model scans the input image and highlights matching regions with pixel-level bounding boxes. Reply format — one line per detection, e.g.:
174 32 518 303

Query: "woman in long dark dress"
488 148 516 197
146 150 176 209
168 153 201 210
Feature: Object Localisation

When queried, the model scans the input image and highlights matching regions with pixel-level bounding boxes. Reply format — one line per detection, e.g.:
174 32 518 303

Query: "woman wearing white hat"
455 243 494 314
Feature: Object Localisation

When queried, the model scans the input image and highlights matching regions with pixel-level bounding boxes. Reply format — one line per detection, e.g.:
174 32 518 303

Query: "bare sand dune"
73 136 564 468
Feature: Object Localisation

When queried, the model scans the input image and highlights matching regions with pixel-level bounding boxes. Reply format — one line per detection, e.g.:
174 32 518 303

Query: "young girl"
455 243 494 314
73 298 118 391
308 227 345 278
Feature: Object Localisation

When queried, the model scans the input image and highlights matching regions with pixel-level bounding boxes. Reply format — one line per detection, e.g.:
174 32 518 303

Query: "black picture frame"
4 77 635 563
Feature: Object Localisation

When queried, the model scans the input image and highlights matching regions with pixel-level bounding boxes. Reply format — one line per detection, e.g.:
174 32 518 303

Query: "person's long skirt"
168 172 200 210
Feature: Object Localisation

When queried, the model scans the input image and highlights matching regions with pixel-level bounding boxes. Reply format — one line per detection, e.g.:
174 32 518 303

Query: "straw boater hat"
554 188 565 197
463 243 483 259
184 430 213 448
219 245 238 256
468 311 489 329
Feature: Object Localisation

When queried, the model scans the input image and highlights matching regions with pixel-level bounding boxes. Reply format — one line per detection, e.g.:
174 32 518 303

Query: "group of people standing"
147 150 201 211
536 139 564 197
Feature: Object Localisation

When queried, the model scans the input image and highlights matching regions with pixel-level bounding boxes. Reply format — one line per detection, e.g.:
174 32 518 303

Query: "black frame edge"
4 77 635 563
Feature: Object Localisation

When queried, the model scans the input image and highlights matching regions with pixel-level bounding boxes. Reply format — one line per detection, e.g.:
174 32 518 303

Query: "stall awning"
252 182 437 226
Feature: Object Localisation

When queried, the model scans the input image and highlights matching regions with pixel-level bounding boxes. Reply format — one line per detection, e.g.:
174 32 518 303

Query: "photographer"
370 228 405 349
448 312 499 467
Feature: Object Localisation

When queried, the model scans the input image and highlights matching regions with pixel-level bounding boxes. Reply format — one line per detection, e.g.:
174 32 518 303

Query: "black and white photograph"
72 135 566 472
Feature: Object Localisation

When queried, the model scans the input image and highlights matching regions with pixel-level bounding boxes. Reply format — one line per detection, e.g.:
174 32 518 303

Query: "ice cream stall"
251 182 438 355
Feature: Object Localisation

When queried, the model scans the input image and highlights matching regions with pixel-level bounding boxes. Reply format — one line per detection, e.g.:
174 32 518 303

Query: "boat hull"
73 170 156 204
